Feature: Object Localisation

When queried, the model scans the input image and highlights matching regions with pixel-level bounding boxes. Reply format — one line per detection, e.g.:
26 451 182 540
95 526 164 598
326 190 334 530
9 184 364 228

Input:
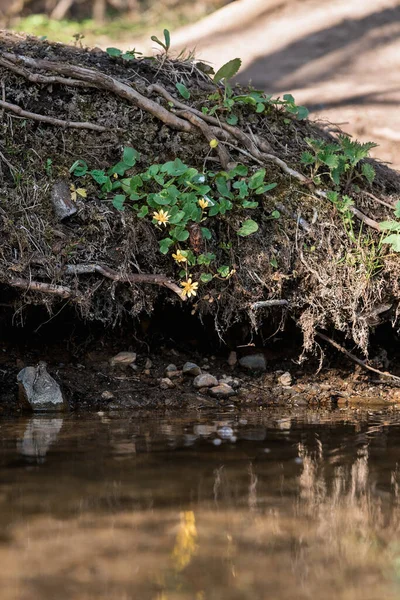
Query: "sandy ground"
155 0 400 170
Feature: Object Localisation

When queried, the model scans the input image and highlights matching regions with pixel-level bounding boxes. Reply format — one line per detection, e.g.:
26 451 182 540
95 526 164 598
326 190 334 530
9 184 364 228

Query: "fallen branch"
65 263 185 300
0 99 108 131
8 277 72 298
315 330 400 384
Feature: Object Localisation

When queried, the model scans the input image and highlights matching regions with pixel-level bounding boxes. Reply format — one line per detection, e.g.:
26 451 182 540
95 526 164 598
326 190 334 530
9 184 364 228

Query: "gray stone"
51 180 77 220
165 363 178 375
278 371 292 386
208 383 236 398
17 363 67 412
193 374 218 389
219 375 241 389
160 377 175 390
101 390 114 400
239 353 267 372
110 352 137 366
183 362 201 376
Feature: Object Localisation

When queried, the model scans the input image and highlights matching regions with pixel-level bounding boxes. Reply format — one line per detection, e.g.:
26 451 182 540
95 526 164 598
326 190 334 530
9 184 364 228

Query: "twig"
8 277 72 298
65 263 185 300
251 299 289 309
315 331 400 384
364 190 395 210
0 99 108 132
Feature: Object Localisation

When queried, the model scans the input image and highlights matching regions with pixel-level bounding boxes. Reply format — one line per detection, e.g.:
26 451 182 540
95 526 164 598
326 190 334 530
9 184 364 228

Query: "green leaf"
394 201 400 219
197 252 215 265
106 47 122 57
151 35 167 51
161 158 188 176
216 176 233 198
233 180 248 199
148 164 160 177
248 169 266 190
213 58 242 83
256 103 265 113
296 105 309 120
255 182 277 194
169 210 185 224
270 257 278 268
90 169 108 185
382 233 400 252
271 210 280 219
361 162 375 184
137 205 149 218
242 200 258 208
201 227 212 240
109 161 130 176
217 265 230 278
69 160 88 177
123 147 139 167
164 29 171 51
159 238 173 254
112 194 126 211
176 82 190 99
171 227 190 242
379 221 400 232
226 114 238 125
237 219 259 236
229 164 248 177
200 273 213 283
301 152 315 166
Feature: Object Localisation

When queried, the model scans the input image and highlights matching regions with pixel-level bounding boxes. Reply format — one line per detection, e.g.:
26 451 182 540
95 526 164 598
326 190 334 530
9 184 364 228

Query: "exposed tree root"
64 264 185 299
9 277 73 298
315 331 400 384
0 99 108 131
1 51 192 132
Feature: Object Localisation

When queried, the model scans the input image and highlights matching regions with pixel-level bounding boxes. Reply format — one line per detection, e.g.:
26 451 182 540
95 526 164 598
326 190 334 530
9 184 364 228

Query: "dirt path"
161 0 400 170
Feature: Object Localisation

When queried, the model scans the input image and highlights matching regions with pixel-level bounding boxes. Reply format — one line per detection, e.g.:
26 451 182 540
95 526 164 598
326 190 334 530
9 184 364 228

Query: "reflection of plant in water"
172 511 198 571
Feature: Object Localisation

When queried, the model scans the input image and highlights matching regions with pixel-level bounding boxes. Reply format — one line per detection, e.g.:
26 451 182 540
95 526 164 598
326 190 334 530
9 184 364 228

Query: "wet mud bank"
2 301 400 414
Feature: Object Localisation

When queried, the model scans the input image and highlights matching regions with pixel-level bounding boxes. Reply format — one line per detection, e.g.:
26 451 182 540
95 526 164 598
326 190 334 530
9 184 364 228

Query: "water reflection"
17 417 63 461
0 409 399 599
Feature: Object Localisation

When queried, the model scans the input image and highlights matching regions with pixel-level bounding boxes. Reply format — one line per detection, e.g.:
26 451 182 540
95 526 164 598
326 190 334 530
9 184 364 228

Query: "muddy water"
1 409 400 599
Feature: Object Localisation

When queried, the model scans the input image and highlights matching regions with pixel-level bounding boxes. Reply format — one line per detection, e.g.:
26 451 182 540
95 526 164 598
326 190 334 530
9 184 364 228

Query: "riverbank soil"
168 0 400 170
1 31 400 409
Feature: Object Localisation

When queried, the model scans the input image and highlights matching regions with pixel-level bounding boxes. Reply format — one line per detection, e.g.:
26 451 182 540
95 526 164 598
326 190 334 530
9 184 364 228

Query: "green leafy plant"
301 135 377 189
379 201 400 252
69 149 278 295
151 29 171 54
106 47 142 61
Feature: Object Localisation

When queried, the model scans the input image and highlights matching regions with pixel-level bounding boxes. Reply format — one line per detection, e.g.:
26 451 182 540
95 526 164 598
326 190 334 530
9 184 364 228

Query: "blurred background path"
167 0 400 168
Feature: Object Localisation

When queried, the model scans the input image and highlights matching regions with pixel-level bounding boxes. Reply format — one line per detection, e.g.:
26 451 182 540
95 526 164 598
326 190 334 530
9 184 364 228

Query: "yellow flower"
113 173 119 179
209 138 219 148
172 249 187 263
180 278 199 298
198 198 209 210
153 209 170 226
70 184 87 202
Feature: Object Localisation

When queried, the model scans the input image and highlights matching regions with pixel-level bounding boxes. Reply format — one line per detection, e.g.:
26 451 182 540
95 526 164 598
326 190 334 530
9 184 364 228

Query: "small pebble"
183 362 202 376
160 377 175 390
101 390 114 400
110 352 137 366
212 438 222 446
294 457 303 464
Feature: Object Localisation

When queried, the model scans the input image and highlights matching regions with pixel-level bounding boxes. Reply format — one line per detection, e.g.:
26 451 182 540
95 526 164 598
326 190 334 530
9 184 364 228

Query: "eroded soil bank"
2 33 400 410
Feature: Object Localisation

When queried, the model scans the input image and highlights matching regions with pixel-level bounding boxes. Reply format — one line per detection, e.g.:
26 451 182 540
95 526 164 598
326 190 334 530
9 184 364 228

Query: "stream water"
1 407 400 599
